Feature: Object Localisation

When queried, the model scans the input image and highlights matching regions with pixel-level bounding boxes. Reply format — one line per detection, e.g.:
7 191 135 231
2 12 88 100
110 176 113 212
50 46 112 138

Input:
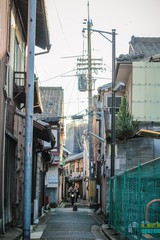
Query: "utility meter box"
78 74 87 91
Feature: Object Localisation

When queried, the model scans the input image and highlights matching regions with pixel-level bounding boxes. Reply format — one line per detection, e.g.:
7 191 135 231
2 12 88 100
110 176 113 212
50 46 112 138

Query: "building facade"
0 0 52 233
36 86 64 206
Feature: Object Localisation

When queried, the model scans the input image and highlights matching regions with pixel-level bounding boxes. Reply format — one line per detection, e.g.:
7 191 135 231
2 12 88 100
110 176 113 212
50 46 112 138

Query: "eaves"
33 118 55 146
64 152 83 163
14 0 50 50
115 61 132 85
15 110 55 146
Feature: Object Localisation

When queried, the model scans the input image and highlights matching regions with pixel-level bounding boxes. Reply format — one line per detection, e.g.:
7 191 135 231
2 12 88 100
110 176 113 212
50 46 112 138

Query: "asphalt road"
39 206 108 240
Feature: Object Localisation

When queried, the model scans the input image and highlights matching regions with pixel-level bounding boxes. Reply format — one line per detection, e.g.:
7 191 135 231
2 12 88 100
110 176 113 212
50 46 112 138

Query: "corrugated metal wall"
132 62 160 121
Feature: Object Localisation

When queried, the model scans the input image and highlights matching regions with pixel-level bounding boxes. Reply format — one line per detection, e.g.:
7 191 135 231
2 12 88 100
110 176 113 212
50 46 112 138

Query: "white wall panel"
132 62 160 121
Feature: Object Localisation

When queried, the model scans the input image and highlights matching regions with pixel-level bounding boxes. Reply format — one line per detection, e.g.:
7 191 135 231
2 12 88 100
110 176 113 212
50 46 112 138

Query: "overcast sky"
35 0 160 120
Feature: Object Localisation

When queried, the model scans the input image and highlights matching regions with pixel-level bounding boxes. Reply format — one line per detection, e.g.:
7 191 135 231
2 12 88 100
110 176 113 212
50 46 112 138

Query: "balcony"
13 71 26 103
13 71 43 113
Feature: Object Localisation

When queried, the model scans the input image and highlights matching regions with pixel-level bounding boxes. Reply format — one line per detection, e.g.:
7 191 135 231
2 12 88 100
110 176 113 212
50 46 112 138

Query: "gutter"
35 44 52 56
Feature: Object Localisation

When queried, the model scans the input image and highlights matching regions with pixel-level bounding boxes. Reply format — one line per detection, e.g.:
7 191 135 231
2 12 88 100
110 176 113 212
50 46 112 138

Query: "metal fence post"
138 164 141 240
108 177 113 228
124 171 127 237
114 175 117 232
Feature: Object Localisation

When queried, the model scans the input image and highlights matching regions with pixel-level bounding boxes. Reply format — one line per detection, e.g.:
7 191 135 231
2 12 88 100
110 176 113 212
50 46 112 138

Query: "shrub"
116 96 139 140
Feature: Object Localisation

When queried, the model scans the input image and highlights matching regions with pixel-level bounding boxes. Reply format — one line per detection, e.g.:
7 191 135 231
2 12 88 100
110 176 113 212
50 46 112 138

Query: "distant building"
0 0 52 232
36 86 64 206
65 120 88 154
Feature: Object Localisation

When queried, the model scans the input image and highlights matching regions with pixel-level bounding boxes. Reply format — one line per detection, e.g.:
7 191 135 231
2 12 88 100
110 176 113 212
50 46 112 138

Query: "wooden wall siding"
4 134 17 225
0 0 9 226
0 1 9 59
0 0 9 147
14 115 25 226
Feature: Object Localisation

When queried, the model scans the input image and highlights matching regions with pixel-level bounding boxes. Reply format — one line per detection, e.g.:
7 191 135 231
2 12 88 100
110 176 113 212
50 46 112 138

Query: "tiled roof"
129 36 160 59
98 82 112 91
36 87 64 121
64 152 83 163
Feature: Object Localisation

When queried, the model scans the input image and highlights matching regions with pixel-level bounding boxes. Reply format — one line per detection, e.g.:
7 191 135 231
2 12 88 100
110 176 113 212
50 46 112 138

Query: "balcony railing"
14 71 26 88
13 71 42 113
13 71 26 103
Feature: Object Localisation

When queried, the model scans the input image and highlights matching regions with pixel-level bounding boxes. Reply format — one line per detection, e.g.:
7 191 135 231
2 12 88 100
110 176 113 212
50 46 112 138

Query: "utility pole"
77 2 103 207
81 27 116 177
87 1 95 208
23 1 36 239
111 29 116 177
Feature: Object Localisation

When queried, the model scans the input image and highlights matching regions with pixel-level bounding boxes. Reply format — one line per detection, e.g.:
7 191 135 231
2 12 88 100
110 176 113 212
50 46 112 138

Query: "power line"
53 0 69 46
65 76 76 116
40 69 76 83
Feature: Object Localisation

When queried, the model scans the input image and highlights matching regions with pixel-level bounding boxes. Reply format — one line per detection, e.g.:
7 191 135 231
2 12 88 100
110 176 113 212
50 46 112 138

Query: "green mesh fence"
109 158 160 240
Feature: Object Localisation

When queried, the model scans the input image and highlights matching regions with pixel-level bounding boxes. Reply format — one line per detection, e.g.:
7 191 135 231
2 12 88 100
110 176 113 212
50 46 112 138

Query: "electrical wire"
53 0 69 47
65 76 76 116
40 69 76 83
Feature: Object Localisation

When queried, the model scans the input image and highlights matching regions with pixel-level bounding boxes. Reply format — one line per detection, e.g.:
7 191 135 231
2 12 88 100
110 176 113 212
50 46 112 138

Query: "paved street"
31 205 108 240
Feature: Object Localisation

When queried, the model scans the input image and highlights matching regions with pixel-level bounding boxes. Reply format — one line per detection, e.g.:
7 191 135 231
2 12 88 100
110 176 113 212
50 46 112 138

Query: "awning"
64 152 83 164
33 118 55 146
15 110 55 148
136 129 160 139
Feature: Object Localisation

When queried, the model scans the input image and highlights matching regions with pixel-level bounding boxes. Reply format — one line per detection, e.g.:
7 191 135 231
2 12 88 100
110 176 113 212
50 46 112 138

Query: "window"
106 96 122 113
70 163 75 173
80 167 83 172
14 38 22 72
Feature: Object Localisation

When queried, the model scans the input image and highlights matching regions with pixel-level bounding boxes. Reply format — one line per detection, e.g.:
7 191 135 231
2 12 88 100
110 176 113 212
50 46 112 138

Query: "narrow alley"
1 1 160 240
30 203 108 240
